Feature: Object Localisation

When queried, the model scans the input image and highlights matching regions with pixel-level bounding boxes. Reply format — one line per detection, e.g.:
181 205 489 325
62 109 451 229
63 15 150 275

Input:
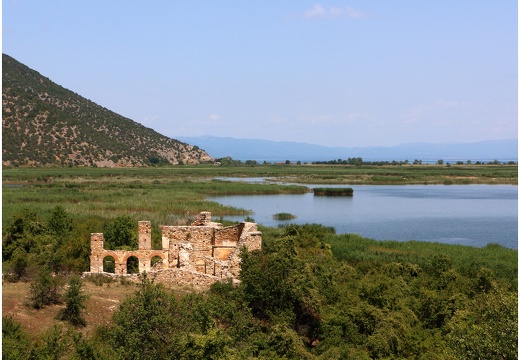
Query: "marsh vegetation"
313 187 354 196
2 164 517 359
273 212 297 220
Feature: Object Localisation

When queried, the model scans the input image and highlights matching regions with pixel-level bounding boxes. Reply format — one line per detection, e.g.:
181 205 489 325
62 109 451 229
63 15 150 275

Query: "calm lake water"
210 181 518 249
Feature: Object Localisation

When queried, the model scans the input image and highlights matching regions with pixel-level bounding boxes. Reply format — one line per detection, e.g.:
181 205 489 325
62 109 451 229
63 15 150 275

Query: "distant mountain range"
3 53 516 167
177 136 518 163
2 54 212 167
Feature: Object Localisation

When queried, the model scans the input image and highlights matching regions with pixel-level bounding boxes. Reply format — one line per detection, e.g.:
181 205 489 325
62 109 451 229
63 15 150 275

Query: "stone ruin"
88 212 262 288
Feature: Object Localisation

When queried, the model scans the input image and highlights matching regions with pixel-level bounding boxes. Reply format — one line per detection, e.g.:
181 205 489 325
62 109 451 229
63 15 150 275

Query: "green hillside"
2 54 213 167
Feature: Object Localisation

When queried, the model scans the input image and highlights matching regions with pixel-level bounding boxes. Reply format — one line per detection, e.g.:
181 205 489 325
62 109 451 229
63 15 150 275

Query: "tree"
47 205 73 237
8 248 28 281
103 216 137 249
110 275 179 359
437 159 444 165
57 275 88 327
446 284 517 359
29 266 61 309
239 235 322 345
2 316 31 360
3 208 46 261
348 157 363 166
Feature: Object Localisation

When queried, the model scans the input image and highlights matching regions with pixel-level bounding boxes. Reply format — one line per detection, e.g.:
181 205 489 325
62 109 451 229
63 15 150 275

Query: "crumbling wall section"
89 233 105 273
227 222 262 277
213 225 240 261
138 221 151 250
88 212 261 286
163 226 215 269
151 268 229 290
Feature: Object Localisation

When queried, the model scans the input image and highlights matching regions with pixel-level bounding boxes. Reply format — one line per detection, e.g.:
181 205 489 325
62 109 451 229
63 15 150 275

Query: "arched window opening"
103 256 115 273
151 256 163 270
126 256 139 274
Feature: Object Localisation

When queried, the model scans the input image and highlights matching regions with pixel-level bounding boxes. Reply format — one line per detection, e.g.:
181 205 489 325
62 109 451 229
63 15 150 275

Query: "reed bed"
2 172 308 226
313 187 354 196
3 164 516 226
325 233 517 287
3 164 517 184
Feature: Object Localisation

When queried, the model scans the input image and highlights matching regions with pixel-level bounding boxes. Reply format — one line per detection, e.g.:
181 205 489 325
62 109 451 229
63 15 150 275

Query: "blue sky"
3 1 518 147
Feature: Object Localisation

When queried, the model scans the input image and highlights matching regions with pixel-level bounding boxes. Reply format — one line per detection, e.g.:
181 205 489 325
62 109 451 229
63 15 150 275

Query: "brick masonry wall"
89 212 261 285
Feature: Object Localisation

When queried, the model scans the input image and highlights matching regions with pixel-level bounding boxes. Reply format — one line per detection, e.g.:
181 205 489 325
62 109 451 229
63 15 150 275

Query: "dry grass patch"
3 276 207 340
2 280 137 339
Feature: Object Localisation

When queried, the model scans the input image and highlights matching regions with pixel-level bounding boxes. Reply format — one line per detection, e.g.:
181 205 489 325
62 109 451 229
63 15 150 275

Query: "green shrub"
273 212 296 220
103 215 137 250
2 316 30 360
57 275 88 327
28 266 61 309
313 187 354 196
110 275 179 359
84 273 114 286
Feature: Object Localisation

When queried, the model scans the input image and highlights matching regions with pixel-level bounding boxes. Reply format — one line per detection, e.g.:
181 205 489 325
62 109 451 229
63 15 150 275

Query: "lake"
210 182 518 249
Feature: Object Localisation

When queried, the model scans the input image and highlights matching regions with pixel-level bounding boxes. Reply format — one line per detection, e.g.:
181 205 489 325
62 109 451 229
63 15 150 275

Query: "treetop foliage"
2 203 517 358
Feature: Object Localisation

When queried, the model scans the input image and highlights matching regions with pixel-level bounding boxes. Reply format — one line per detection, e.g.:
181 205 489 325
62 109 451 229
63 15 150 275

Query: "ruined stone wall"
227 222 262 277
89 212 261 286
163 226 215 269
89 233 105 274
138 221 151 250
151 268 232 291
213 226 240 261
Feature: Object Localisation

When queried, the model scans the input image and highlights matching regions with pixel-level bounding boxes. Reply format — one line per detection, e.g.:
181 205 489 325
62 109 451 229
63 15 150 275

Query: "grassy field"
3 163 518 184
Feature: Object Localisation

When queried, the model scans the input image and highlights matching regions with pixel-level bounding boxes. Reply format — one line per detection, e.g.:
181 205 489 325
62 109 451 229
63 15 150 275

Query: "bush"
28 266 61 309
2 316 30 360
57 275 88 327
84 273 114 286
103 216 137 250
313 187 354 196
446 283 518 359
110 275 179 359
273 212 296 220
7 248 28 281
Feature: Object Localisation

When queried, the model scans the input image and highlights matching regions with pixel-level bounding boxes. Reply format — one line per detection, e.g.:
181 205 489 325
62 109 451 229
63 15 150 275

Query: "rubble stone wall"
88 212 261 286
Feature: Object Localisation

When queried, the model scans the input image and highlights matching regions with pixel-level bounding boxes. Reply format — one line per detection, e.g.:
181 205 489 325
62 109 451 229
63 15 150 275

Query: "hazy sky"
3 1 518 147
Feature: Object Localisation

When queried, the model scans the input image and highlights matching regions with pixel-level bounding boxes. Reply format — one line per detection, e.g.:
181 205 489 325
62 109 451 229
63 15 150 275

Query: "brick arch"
124 254 141 275
120 252 142 274
101 254 117 273
100 251 128 275
102 250 124 263
149 251 167 271
147 250 166 262
121 251 144 264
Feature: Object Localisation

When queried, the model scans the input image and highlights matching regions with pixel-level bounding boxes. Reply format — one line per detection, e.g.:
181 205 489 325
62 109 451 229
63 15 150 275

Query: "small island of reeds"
313 187 354 196
273 212 297 220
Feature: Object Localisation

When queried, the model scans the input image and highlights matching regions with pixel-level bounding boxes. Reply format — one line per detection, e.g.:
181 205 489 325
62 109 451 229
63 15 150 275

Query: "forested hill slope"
2 54 213 167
